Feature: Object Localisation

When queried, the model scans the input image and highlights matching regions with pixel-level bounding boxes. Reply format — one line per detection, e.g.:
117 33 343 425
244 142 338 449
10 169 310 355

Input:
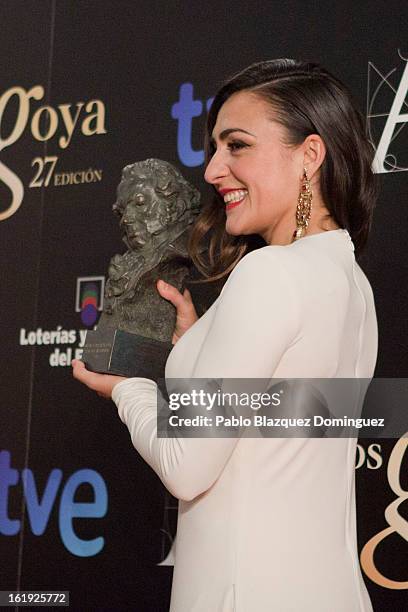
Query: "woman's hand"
156 280 199 344
72 359 127 399
72 280 198 395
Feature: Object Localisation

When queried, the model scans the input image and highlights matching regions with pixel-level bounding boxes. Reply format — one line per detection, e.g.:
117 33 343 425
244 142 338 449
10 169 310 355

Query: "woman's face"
204 91 304 244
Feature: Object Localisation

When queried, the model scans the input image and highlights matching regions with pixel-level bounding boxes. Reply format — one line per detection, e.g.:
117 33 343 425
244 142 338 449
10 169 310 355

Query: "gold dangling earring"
292 167 312 241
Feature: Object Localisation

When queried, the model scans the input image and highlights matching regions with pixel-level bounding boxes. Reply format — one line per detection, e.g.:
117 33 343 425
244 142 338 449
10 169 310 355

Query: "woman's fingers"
182 287 194 305
156 280 198 319
72 359 127 398
157 279 198 344
157 280 184 307
72 359 99 389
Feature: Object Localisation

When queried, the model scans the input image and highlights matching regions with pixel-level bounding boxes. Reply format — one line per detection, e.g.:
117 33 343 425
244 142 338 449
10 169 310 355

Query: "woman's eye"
227 141 247 152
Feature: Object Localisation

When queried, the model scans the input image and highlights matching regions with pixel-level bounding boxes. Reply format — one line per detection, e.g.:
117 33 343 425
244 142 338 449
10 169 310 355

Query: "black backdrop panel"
0 0 53 594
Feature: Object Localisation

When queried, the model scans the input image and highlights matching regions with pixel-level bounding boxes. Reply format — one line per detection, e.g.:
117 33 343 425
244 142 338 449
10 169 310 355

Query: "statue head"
113 159 200 250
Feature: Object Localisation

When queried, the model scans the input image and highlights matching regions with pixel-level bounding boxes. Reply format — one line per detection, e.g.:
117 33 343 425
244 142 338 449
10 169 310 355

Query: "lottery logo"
75 276 105 327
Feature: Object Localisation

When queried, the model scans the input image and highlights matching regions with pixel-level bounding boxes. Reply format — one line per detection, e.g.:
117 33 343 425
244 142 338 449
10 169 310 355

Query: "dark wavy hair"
189 59 378 280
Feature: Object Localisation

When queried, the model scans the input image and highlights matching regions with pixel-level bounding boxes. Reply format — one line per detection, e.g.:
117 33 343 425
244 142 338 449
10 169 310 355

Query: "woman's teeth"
223 189 247 204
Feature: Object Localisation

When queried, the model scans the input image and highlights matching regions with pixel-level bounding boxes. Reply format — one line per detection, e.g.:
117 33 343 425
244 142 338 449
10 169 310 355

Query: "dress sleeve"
112 248 302 501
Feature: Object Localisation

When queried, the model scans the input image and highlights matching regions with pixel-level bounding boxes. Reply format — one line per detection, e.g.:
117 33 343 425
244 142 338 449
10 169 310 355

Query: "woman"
73 59 378 611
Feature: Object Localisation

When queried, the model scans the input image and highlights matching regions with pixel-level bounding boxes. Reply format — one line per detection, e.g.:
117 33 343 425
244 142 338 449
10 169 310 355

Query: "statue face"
113 160 200 251
116 182 167 250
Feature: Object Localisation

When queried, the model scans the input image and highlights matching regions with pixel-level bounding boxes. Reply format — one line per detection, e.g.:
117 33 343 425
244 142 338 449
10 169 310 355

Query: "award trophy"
81 159 202 382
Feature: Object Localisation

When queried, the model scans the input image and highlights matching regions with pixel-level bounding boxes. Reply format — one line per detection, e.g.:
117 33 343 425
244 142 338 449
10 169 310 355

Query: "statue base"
82 328 173 381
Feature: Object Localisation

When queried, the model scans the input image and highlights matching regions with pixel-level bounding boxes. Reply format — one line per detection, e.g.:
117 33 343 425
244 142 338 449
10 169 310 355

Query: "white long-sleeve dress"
112 228 377 612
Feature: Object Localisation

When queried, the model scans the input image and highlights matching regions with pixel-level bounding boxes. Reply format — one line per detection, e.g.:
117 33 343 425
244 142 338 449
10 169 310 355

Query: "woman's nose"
204 151 230 185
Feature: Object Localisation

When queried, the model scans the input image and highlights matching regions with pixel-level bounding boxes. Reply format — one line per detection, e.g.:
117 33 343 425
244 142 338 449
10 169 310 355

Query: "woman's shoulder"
219 245 301 302
223 237 350 298
235 232 355 277
229 244 301 280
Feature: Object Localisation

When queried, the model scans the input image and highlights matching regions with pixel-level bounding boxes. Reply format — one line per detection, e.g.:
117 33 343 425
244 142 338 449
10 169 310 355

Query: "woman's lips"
226 194 246 211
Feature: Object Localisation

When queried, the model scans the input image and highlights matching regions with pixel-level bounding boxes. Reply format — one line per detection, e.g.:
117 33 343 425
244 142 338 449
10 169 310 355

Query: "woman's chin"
225 219 244 236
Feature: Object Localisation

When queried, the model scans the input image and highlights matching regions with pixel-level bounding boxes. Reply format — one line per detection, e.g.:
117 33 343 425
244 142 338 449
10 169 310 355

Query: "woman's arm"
110 248 302 501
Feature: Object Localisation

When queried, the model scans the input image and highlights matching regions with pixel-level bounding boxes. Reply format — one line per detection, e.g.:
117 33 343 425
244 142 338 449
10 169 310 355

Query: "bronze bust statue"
101 158 201 342
82 159 201 379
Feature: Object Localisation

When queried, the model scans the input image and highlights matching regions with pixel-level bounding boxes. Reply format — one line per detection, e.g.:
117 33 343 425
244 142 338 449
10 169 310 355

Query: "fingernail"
159 280 168 290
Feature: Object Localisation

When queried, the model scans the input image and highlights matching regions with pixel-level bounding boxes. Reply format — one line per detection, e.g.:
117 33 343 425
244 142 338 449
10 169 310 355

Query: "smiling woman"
73 58 378 612
205 92 326 242
188 58 377 281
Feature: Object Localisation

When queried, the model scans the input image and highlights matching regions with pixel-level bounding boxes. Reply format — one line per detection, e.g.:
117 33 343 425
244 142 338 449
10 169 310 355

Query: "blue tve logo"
171 83 214 167
0 450 108 557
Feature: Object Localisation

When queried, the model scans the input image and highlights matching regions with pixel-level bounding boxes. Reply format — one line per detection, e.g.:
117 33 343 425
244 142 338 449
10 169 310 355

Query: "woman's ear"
303 134 326 179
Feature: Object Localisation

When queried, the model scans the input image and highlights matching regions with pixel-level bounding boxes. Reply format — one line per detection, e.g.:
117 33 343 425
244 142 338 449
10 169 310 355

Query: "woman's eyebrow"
210 128 256 145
